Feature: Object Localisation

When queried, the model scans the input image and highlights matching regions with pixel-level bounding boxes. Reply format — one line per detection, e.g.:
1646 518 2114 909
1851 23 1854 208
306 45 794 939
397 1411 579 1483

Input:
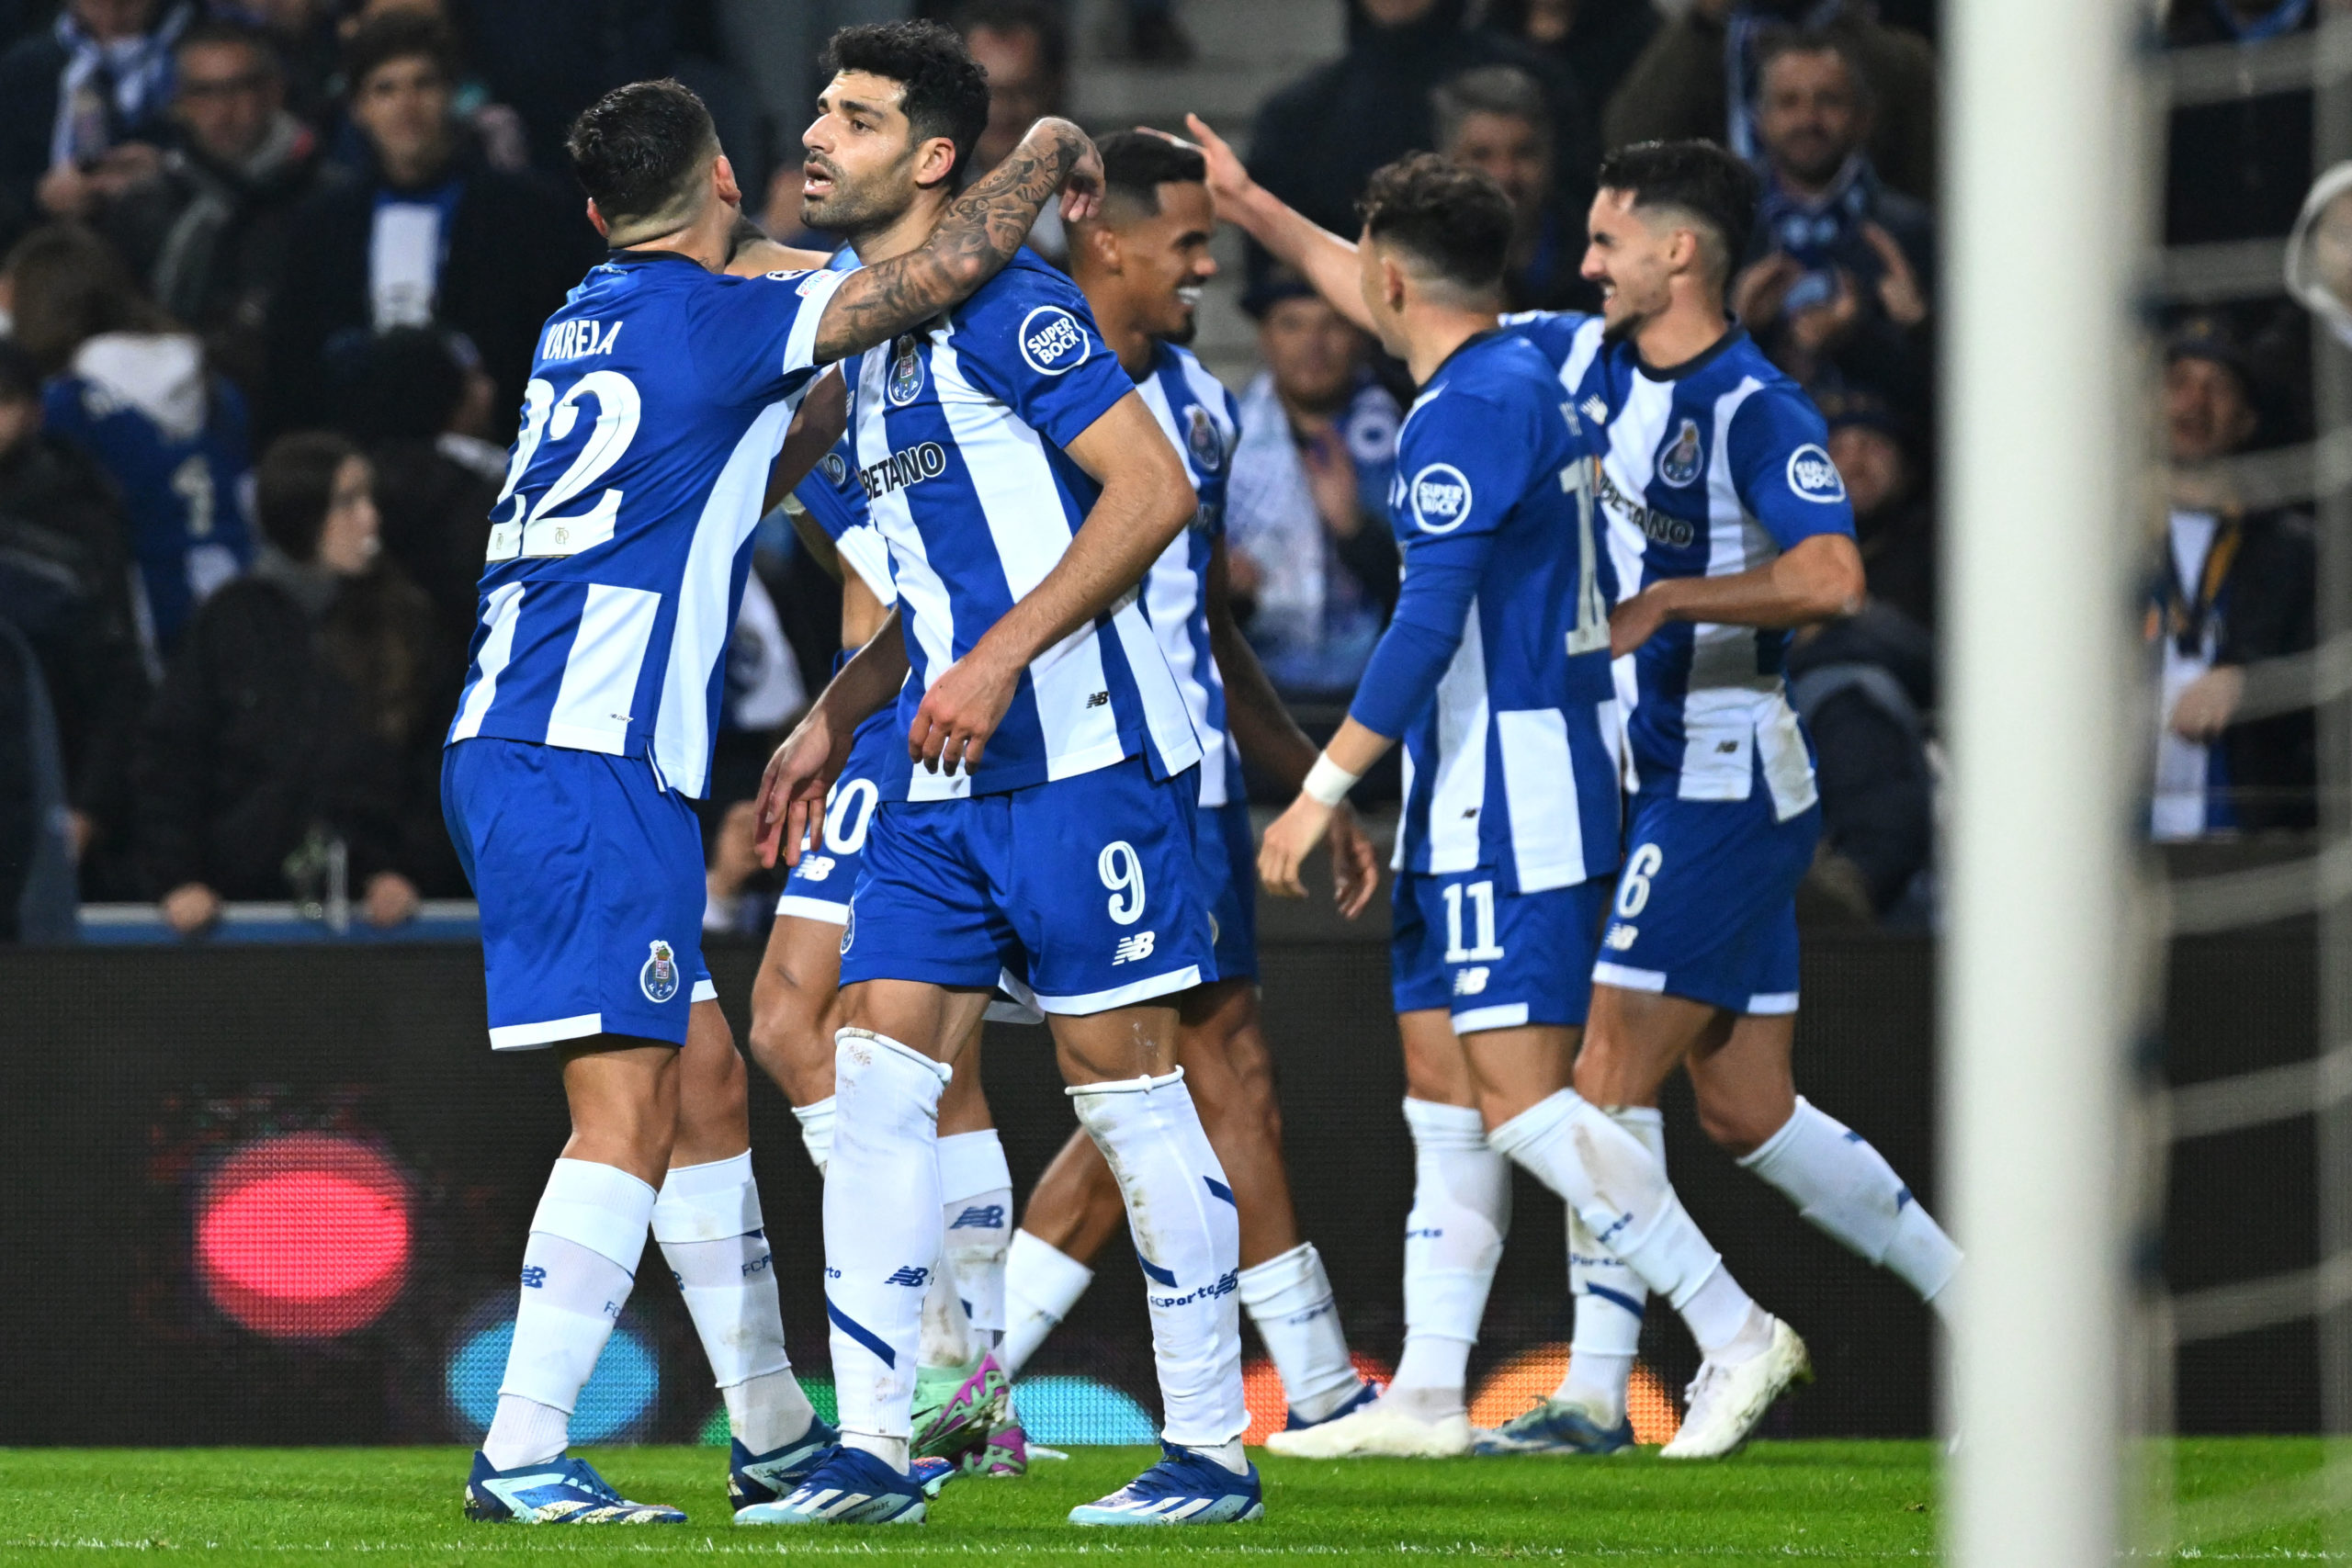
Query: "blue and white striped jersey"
848 250 1202 799
447 251 845 797
1359 330 1621 895
1134 341 1241 808
1507 313 1854 819
791 244 897 609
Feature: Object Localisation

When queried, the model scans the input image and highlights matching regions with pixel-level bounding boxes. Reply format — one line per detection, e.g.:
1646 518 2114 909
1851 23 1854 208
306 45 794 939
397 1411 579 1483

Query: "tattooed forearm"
810 117 1098 364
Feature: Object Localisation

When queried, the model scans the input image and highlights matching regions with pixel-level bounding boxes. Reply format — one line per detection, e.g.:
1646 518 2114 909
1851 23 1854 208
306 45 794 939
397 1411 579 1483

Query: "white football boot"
1657 1317 1812 1460
1262 1399 1471 1459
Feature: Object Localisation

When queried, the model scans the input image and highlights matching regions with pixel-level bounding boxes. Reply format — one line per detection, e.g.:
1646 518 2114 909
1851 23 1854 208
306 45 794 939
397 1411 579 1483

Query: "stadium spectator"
0 340 148 902
1245 0 1592 290
451 0 673 172
1477 0 1658 132
1818 385 1933 637
133 431 458 933
1729 30 1932 419
322 324 501 677
228 0 340 128
1433 64 1587 311
9 222 254 666
1226 276 1399 697
1605 0 1938 207
0 612 75 943
2164 0 2314 248
263 12 594 440
2153 318 2317 839
0 0 196 254
955 0 1070 261
97 19 322 399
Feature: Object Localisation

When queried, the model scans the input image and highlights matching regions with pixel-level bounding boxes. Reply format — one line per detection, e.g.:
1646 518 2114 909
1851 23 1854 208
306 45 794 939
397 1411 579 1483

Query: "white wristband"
1301 752 1361 808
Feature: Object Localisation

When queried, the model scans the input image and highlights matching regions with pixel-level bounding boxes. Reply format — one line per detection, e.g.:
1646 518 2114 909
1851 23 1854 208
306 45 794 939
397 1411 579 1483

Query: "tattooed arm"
725 211 832 276
808 117 1102 365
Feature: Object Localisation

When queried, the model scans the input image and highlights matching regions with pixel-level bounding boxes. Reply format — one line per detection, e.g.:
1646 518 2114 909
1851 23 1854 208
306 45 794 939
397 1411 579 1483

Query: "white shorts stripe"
1746 990 1800 1015
1451 1001 1532 1034
1023 964 1204 1017
1591 961 1668 993
775 894 851 925
489 1010 605 1050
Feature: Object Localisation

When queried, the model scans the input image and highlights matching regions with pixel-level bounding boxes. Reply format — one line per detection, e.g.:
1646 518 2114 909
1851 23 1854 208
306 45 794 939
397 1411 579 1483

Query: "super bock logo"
1657 417 1703 487
1785 442 1849 503
639 940 680 1003
1185 404 1224 474
888 334 924 406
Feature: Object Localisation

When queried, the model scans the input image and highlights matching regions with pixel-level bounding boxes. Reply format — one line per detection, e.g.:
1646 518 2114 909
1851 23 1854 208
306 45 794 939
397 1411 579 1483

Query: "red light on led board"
194 1133 411 1338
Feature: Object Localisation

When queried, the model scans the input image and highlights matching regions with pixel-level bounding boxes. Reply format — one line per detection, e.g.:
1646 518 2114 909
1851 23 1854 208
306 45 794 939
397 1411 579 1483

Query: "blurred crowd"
0 0 2324 943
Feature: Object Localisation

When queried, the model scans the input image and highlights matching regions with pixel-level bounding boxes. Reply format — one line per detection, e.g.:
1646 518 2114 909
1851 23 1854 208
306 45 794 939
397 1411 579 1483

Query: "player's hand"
1328 803 1379 919
909 645 1021 778
1610 582 1678 657
755 709 852 868
1181 114 1255 218
1032 118 1103 223
1259 793 1334 900
2170 664 2245 741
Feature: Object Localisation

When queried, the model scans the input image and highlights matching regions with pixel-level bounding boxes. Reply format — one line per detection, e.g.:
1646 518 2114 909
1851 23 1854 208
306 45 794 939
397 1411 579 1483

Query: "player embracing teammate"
1196 124 1962 1458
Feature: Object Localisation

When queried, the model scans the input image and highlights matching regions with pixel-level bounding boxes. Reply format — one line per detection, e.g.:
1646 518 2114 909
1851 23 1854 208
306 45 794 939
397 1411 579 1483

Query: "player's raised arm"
1163 113 1372 333
809 116 1102 364
906 390 1195 774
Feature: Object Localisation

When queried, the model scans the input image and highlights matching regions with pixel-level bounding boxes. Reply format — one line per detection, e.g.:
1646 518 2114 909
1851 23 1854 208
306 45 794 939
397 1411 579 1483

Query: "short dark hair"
1094 130 1205 219
344 11 458 94
823 21 992 189
567 79 719 238
257 431 363 562
953 0 1069 79
1594 139 1759 291
1357 152 1514 295
1430 64 1551 152
1753 27 1874 111
175 17 279 74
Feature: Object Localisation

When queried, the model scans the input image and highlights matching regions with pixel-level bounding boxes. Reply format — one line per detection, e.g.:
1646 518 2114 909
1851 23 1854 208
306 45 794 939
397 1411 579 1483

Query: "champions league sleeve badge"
639 940 681 1003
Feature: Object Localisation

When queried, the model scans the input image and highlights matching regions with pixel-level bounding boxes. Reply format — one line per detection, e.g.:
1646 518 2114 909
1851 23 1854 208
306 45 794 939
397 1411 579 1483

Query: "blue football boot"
1470 1397 1637 1456
733 1445 928 1525
1068 1442 1264 1526
728 1417 841 1509
464 1452 686 1524
1283 1379 1382 1431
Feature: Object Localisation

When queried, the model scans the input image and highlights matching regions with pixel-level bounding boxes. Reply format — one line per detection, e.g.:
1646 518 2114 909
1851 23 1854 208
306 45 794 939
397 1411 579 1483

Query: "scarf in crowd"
50 2 194 169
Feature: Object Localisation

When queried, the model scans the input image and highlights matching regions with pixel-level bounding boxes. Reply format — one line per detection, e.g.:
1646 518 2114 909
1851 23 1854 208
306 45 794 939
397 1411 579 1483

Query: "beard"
1165 310 1199 348
800 158 910 238
1600 297 1646 344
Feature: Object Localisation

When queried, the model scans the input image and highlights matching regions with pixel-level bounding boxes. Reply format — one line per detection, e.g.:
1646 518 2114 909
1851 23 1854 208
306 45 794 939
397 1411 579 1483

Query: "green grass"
0 1441 2334 1564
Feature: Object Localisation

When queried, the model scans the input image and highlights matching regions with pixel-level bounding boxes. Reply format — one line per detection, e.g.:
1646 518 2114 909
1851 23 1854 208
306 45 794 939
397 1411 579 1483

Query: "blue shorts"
442 738 714 1050
1391 868 1611 1032
1197 797 1258 983
839 756 1217 1015
1592 786 1822 1016
775 707 895 926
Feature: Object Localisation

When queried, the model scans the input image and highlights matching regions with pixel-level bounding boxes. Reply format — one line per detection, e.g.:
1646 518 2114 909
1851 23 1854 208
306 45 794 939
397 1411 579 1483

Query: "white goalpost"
1942 0 2145 1561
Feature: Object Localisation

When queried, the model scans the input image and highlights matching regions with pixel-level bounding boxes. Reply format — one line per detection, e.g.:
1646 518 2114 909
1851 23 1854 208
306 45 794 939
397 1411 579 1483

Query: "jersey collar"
1419 325 1506 389
1634 322 1747 383
603 247 709 270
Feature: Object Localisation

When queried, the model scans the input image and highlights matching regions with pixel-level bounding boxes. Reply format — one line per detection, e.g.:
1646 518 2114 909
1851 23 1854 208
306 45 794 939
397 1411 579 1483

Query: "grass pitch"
0 1440 2331 1564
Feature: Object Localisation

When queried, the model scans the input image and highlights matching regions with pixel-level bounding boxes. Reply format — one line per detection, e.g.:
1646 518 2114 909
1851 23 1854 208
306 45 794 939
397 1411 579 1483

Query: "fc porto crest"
887 333 924 406
1657 417 1704 488
639 939 681 1003
1184 404 1225 474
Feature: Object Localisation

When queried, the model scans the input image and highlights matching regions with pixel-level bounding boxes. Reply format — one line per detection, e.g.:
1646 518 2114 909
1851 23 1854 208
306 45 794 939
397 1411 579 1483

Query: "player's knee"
1692 1090 1776 1159
748 972 825 1096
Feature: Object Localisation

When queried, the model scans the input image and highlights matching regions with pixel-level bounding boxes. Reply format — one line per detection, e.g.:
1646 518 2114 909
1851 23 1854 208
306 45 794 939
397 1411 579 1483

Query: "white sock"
940 1129 1013 1349
1238 1241 1362 1423
1391 1097 1509 1420
1069 1068 1247 1450
1487 1089 1765 1362
824 1030 948 1472
919 1265 978 1369
483 1158 655 1470
1002 1228 1093 1378
1560 1107 1661 1424
793 1096 835 1176
652 1151 815 1454
1738 1097 1961 1319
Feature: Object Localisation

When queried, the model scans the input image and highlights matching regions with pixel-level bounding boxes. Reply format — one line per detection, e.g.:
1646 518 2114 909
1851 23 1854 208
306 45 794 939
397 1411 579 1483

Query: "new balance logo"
1580 395 1609 424
520 1266 548 1289
1112 931 1157 965
1086 690 1110 708
1453 966 1489 996
950 1204 1006 1230
883 1266 932 1288
1605 923 1638 950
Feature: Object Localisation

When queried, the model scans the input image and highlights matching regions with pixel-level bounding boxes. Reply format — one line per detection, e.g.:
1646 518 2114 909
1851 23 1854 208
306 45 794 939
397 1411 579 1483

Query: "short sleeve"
686 266 850 405
1387 385 1543 635
951 265 1131 451
1727 387 1856 550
